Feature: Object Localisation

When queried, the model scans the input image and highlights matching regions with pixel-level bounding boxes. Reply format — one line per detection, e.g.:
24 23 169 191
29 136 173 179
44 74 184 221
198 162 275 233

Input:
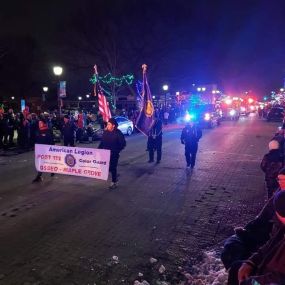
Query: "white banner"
35 144 110 181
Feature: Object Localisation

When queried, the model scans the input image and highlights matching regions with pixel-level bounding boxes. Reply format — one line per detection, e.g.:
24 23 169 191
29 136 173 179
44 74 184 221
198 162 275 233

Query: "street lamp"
42 86 48 102
162 84 169 109
53 66 63 116
11 96 15 100
86 94 90 98
78 96 82 100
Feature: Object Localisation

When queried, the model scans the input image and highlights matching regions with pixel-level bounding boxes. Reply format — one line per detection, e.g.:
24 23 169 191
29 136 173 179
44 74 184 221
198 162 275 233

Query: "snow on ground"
133 250 228 285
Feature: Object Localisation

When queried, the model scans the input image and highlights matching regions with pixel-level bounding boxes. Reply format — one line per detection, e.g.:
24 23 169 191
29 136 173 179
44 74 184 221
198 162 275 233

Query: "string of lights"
90 73 134 87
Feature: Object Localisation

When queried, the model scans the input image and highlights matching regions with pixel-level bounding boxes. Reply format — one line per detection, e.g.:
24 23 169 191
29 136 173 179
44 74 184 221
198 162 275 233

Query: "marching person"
98 118 126 190
32 113 55 182
62 115 77 147
180 120 202 169
147 115 163 163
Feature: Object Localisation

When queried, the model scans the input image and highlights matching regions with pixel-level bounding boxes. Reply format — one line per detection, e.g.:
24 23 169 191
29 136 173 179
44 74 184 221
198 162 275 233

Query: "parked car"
114 116 134 135
266 107 284 122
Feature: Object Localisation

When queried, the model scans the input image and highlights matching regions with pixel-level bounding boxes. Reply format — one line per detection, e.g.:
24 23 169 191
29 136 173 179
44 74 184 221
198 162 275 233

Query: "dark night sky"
1 0 285 99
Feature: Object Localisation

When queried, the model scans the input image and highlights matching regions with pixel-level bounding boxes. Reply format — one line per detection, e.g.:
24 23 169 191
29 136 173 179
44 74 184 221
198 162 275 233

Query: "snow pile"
190 250 228 285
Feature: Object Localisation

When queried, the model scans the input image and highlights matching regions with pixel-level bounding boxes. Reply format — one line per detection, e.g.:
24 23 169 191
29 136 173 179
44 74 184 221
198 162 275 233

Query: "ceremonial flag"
135 64 155 136
94 65 112 122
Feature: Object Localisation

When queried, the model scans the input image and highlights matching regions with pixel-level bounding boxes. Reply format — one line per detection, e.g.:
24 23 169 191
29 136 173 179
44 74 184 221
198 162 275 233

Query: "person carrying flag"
147 112 163 163
98 118 126 190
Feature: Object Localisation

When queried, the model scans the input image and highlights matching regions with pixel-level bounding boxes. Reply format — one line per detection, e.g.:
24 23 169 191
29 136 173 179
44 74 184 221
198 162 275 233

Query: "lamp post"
53 66 63 116
162 84 169 109
42 86 48 102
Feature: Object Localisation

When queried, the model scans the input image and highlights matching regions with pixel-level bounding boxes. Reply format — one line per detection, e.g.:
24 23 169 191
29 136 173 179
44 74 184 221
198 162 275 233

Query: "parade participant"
260 140 283 198
228 191 285 285
32 114 55 182
147 115 163 163
62 115 77 147
98 118 126 189
180 120 202 169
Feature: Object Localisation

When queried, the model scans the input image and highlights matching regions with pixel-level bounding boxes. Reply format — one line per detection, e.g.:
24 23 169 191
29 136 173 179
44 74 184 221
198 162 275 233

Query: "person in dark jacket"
260 140 283 199
147 117 163 163
32 114 55 182
62 115 77 146
228 191 285 285
4 109 16 146
180 121 202 169
221 167 285 272
0 112 6 149
98 118 126 189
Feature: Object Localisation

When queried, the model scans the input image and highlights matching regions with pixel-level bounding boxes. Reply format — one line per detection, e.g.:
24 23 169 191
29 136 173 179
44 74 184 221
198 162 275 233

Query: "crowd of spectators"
222 121 285 285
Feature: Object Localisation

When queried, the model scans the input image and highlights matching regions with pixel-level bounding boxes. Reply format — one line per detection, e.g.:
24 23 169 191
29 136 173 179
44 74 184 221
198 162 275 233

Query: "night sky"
1 0 285 99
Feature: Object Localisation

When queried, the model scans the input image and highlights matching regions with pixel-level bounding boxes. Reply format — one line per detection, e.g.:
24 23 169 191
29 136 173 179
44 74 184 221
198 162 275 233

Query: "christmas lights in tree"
90 73 134 87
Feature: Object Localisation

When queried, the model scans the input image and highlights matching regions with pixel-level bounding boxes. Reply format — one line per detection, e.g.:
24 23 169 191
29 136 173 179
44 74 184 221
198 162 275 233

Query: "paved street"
0 115 279 284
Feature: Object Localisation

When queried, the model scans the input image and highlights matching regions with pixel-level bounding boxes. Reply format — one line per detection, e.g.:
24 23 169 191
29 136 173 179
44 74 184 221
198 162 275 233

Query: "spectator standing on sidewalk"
180 121 202 169
62 115 77 147
4 108 16 147
98 118 126 190
163 109 169 125
147 116 163 164
260 140 283 199
0 112 6 149
32 114 55 182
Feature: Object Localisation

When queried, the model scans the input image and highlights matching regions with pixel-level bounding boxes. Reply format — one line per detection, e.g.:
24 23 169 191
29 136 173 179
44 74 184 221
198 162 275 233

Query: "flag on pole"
135 64 155 136
94 65 112 122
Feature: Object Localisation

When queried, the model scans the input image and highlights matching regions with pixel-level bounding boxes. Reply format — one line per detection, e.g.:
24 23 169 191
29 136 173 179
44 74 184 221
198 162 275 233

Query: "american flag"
94 65 112 122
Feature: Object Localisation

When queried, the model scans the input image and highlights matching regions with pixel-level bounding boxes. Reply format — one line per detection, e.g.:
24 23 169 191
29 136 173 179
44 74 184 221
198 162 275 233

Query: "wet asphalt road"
0 114 280 284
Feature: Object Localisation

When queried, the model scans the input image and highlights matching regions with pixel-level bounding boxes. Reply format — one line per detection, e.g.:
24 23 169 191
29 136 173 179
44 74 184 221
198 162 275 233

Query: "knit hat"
269 140 279 150
273 191 285 218
108 118 118 127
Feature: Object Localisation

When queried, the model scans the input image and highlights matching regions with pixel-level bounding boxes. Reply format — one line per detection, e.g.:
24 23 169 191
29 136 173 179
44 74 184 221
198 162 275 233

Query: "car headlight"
184 113 195 122
204 113 211 121
229 110 236 116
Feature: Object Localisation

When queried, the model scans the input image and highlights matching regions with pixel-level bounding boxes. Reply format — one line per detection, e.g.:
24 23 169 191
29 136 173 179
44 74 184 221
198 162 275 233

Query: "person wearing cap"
260 139 284 199
61 115 77 147
222 166 285 272
180 120 202 169
231 191 285 285
98 118 126 189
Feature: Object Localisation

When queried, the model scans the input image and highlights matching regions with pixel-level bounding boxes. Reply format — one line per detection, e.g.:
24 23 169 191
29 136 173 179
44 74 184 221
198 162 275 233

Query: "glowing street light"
162 84 169 91
78 96 82 100
43 86 48 92
202 87 206 91
11 96 15 100
53 66 63 76
86 94 90 98
280 88 284 92
53 66 63 116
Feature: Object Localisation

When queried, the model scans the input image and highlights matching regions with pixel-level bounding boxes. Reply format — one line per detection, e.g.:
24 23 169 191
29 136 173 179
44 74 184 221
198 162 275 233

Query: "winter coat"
98 128 126 153
62 121 77 140
36 119 54 145
242 226 285 285
260 149 283 181
147 119 162 149
180 125 202 150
